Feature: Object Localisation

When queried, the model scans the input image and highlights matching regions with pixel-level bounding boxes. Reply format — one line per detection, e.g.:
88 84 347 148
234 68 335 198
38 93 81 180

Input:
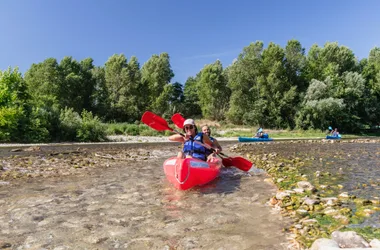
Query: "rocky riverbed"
1 138 379 249
0 141 291 250
232 138 380 249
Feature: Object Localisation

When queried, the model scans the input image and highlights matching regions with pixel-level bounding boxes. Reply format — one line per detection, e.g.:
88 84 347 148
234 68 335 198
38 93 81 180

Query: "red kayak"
163 157 222 190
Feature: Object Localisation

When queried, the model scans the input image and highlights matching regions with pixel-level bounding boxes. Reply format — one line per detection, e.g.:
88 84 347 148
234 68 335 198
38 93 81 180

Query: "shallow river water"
0 142 291 250
1 140 378 249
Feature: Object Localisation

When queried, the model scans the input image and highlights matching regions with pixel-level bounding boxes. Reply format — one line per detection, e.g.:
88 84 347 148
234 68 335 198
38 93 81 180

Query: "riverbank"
233 139 380 249
1 134 379 149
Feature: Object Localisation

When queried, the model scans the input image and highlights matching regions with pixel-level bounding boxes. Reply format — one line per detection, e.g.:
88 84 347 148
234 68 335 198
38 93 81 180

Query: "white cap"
183 119 195 126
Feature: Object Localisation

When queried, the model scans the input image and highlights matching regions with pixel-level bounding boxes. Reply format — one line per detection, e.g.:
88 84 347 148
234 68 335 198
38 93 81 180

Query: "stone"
331 231 369 248
310 238 339 250
293 188 305 193
275 191 290 200
321 197 339 206
338 192 350 198
269 197 278 205
297 181 316 191
0 241 12 248
370 239 380 248
303 197 319 205
324 208 338 215
85 235 109 244
296 209 308 216
301 219 318 225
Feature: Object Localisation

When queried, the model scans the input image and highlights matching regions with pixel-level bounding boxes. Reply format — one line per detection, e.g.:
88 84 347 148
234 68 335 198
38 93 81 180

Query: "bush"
23 116 51 142
105 123 129 135
0 106 23 142
124 124 140 135
59 107 81 141
77 110 107 142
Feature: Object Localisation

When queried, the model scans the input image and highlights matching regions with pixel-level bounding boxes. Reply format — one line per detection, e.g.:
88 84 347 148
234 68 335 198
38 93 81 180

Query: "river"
0 142 291 250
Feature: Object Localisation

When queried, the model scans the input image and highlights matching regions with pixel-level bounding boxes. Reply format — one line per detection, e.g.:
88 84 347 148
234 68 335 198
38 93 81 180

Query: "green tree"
126 56 146 121
197 60 230 120
304 42 358 83
183 76 202 117
91 66 110 119
141 53 174 114
104 54 147 122
58 57 96 113
227 41 264 124
361 47 380 126
24 58 61 108
167 82 184 115
296 79 345 129
0 68 29 141
24 58 62 140
233 41 300 128
285 39 307 92
151 83 183 118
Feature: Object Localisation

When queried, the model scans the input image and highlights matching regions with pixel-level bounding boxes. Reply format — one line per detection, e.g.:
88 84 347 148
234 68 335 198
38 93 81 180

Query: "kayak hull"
238 137 273 142
326 135 341 139
163 157 222 190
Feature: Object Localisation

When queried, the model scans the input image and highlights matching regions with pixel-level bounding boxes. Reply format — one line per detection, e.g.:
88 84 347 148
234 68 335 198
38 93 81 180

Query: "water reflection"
199 168 245 194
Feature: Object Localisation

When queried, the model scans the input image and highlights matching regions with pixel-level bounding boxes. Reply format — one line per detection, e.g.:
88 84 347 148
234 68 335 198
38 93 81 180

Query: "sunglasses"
184 125 194 130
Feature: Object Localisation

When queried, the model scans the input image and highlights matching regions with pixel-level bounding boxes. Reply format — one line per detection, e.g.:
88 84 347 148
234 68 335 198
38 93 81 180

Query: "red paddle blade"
223 156 252 171
141 111 173 132
171 113 186 129
221 157 234 167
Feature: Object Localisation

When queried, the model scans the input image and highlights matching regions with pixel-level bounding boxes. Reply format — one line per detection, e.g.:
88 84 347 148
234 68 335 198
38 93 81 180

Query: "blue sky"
1 0 379 83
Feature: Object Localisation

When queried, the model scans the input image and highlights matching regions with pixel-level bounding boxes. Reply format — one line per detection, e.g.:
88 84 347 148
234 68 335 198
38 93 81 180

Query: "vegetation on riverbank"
2 41 380 143
103 122 379 139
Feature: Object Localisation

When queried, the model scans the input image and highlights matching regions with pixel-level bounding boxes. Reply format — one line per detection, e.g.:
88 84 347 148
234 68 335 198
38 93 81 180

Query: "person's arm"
202 134 213 146
168 134 185 143
212 138 222 151
203 134 221 153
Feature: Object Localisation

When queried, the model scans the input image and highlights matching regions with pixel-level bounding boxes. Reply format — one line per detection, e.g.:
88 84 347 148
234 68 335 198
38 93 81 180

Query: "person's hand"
184 134 191 141
214 148 221 154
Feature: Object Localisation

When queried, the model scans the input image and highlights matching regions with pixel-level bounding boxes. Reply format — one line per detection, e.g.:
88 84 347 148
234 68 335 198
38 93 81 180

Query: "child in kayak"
169 119 218 161
201 125 222 161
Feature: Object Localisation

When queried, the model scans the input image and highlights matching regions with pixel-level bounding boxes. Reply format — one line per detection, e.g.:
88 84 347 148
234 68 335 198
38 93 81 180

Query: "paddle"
142 111 252 171
141 111 184 136
171 113 253 171
141 111 215 149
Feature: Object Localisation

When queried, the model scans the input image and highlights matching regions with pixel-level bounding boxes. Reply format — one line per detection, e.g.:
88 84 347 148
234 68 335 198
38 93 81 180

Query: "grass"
103 122 379 139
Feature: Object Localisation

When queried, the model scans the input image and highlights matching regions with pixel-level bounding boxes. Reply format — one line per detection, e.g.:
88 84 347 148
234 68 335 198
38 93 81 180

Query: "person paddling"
331 128 339 137
169 119 217 161
201 125 222 161
254 128 264 138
